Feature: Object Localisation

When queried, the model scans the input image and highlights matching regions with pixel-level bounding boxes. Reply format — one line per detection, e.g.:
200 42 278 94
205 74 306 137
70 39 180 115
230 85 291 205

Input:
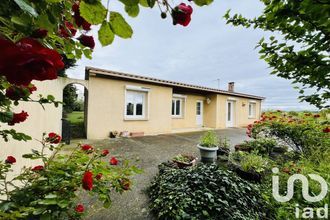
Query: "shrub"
239 153 270 173
148 164 274 220
239 138 278 156
199 131 219 148
251 112 330 161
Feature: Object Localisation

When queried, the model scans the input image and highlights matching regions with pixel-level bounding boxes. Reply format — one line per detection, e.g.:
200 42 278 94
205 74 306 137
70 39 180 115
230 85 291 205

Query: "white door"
226 101 235 127
196 101 203 127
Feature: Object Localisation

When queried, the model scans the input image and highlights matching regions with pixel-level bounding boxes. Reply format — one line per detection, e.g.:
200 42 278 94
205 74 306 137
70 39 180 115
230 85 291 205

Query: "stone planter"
197 144 219 163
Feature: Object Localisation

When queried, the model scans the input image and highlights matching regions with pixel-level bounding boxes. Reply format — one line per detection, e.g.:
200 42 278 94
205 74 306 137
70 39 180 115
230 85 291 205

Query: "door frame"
226 100 235 127
196 100 204 127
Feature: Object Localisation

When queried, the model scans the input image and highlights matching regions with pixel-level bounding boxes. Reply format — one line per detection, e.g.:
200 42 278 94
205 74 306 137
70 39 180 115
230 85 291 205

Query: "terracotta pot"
173 158 197 169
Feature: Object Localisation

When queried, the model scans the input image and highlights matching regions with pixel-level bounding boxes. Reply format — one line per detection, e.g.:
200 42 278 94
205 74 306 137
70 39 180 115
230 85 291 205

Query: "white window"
125 89 148 119
248 102 256 118
172 97 185 117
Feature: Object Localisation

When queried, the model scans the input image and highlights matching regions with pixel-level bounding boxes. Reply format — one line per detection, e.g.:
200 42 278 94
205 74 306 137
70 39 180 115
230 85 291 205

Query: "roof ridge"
85 66 265 100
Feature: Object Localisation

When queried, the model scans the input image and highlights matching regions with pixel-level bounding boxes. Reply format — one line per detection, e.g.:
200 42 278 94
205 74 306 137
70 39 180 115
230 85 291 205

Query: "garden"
149 110 330 219
0 0 329 219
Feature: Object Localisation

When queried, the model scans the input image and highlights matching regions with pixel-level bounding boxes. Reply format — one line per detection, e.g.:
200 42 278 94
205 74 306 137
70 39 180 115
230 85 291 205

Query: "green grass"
66 111 84 124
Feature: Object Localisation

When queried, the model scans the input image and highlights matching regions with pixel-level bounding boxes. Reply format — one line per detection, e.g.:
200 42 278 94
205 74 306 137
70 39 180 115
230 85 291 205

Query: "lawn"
66 111 84 124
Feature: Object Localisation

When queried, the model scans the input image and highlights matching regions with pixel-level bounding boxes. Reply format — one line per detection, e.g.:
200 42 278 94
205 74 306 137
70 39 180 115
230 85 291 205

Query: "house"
85 67 264 139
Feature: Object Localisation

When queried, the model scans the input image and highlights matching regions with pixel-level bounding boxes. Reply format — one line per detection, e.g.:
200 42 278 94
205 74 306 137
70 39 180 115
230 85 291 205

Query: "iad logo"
272 167 329 219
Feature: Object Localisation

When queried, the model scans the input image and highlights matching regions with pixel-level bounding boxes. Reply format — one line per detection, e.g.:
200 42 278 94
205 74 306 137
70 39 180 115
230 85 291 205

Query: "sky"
67 0 318 111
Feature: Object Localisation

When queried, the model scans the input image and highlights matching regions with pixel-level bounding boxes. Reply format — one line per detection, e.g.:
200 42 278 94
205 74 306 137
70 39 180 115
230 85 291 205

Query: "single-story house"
84 67 265 139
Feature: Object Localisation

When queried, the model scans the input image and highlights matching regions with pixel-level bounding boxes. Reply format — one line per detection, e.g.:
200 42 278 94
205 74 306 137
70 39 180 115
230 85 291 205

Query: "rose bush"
240 110 330 219
0 133 141 219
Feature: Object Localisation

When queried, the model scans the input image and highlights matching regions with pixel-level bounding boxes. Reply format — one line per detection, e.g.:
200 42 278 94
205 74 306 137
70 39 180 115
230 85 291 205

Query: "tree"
63 84 78 114
224 0 330 109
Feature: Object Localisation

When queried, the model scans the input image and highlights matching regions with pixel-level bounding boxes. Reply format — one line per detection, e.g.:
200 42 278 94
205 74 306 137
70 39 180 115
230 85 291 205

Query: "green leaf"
125 5 140 17
109 12 133 39
46 0 62 2
98 21 115 46
139 0 148 7
11 14 31 26
140 0 156 8
80 1 107 25
119 0 139 6
139 0 155 8
0 112 13 123
36 13 55 31
193 0 213 6
13 0 38 17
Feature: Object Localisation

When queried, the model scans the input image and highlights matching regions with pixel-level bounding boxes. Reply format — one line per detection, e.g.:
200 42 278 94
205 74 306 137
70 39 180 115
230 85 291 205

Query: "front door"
196 101 203 127
226 101 235 127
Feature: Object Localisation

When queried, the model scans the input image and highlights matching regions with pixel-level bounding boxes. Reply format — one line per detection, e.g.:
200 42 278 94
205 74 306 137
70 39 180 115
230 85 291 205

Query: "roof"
85 66 265 100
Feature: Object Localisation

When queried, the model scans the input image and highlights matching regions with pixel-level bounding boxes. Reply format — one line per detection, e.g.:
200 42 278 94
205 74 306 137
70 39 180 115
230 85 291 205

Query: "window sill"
172 116 184 119
248 116 256 119
124 117 148 121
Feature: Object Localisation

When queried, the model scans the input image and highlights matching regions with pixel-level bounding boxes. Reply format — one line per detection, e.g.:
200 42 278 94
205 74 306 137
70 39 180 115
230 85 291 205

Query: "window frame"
172 94 186 118
248 101 257 119
124 85 150 120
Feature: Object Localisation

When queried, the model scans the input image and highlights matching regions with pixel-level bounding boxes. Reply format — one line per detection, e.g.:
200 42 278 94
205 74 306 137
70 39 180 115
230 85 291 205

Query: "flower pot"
217 146 230 156
173 157 197 169
197 144 219 163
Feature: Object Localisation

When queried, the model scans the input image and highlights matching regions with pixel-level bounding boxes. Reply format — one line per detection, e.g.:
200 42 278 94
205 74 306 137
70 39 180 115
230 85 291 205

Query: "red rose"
32 165 44 171
120 178 131 191
81 144 93 152
323 127 330 133
82 171 93 191
110 157 118 165
5 156 16 164
0 37 64 86
101 149 109 156
47 132 62 144
95 173 102 180
31 29 48 38
172 3 193 27
75 204 84 213
72 3 92 31
78 35 95 49
59 21 77 38
8 111 28 126
29 85 37 93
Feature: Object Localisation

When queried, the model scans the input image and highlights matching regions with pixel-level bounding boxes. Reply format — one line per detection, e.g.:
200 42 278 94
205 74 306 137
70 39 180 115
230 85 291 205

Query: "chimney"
228 82 235 92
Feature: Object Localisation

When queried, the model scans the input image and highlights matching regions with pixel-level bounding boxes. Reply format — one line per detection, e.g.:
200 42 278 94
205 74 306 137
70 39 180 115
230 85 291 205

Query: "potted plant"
172 154 197 169
218 137 230 156
197 131 219 162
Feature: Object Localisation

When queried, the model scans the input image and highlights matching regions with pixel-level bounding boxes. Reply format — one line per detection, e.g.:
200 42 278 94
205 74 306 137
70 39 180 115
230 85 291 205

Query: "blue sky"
67 0 318 111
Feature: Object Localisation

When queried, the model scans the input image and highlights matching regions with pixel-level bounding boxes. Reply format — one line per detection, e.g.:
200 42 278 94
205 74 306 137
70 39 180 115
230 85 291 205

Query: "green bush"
199 131 219 148
241 138 278 156
240 153 270 174
148 164 274 220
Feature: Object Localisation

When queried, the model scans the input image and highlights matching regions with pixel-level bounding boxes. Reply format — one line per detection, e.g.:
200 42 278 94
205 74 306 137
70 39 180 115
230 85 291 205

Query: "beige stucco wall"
87 76 173 139
216 94 261 128
0 77 88 175
171 94 207 130
0 79 62 176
